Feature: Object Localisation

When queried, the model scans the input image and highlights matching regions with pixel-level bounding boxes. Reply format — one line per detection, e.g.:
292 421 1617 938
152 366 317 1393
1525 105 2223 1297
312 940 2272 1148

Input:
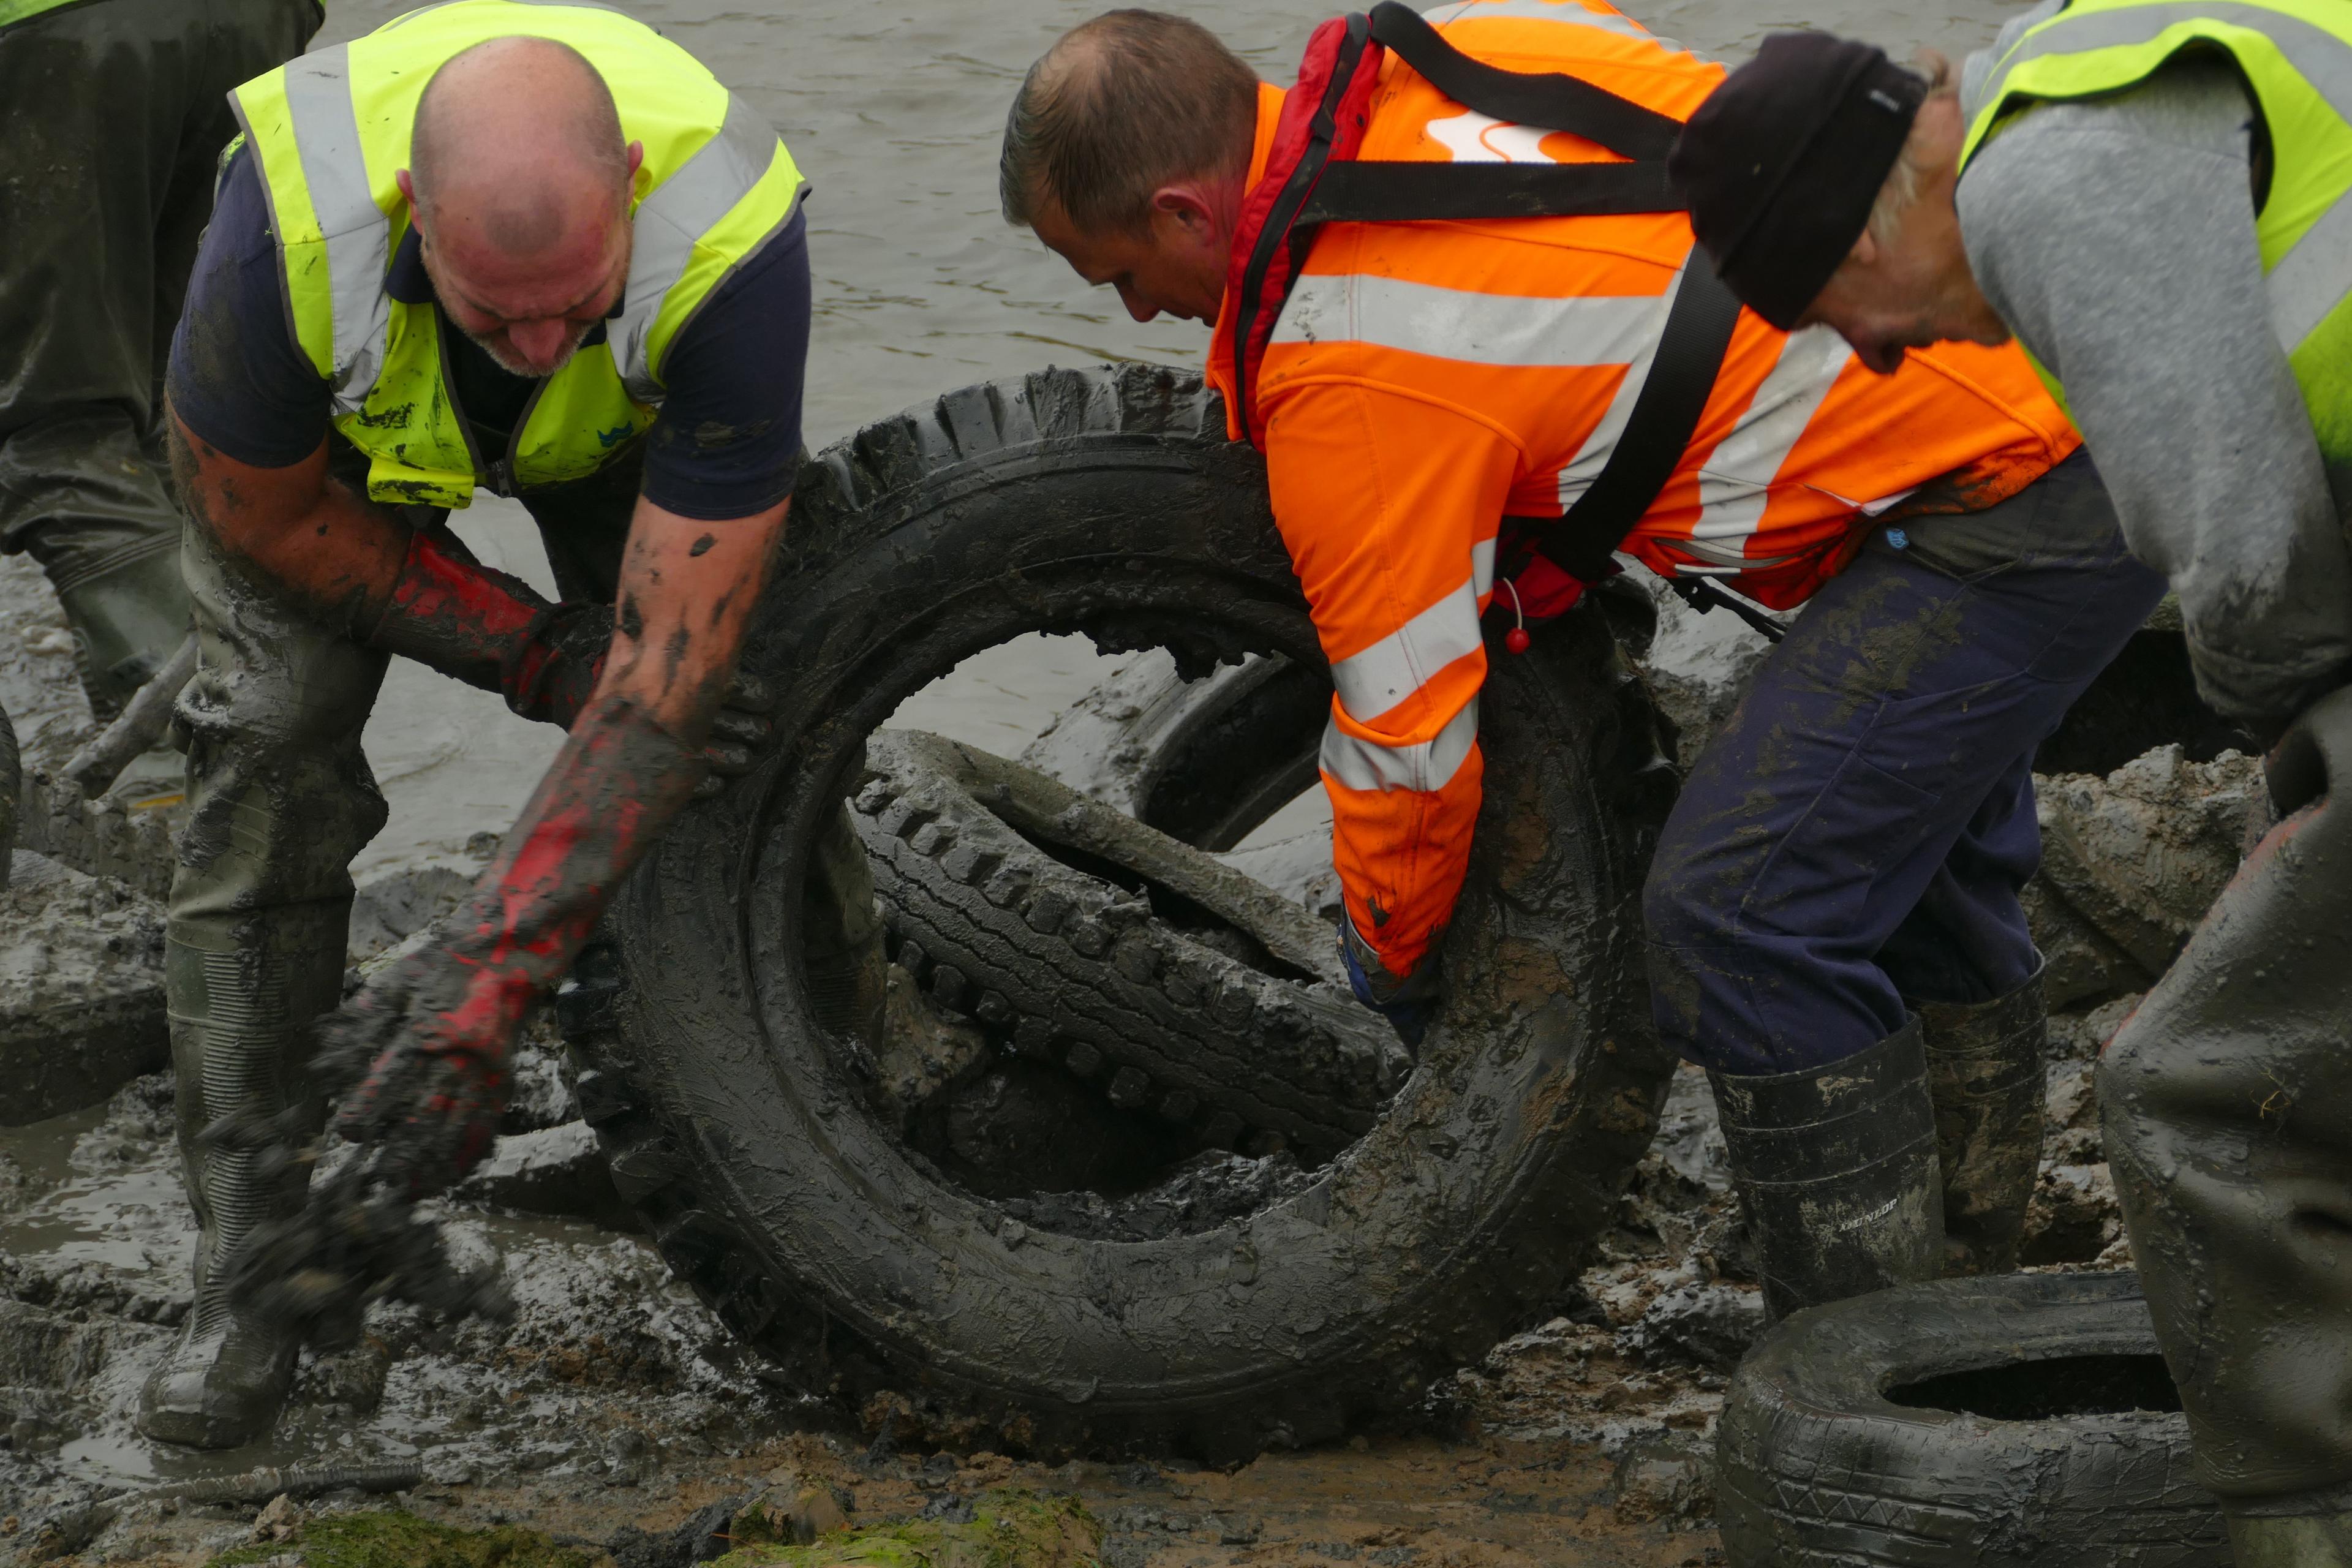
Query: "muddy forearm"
167 410 411 628
595 495 790 744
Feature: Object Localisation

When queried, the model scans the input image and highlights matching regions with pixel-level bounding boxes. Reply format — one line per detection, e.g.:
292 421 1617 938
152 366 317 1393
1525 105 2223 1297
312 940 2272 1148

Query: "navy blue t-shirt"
168 145 810 521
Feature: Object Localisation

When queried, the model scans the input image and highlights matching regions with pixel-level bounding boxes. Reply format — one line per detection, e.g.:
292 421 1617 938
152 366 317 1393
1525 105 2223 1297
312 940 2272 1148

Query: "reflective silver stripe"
614 92 791 399
1980 1 2352 124
283 48 393 415
1331 575 1485 725
1553 257 1705 511
1275 270 1668 371
1686 326 1852 545
1319 698 1482 794
2271 182 2352 349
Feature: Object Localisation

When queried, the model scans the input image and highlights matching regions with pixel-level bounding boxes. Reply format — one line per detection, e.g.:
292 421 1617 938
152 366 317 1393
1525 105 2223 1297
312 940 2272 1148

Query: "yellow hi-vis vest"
1959 0 2352 471
231 0 806 508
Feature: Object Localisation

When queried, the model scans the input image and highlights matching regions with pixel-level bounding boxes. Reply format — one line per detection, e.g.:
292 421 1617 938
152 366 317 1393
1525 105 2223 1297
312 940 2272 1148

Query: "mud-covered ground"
4 546 2247 1566
0 1023 2143 1568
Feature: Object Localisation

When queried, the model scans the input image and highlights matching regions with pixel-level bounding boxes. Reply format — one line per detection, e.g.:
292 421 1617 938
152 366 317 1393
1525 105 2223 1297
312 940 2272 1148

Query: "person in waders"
143 1 813 1447
0 0 320 716
1670 10 2352 1562
1004 1 2164 1326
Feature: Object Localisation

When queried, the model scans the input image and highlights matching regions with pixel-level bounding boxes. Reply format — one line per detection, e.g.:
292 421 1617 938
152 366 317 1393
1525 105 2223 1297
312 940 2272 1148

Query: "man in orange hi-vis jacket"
1003 1 2166 1319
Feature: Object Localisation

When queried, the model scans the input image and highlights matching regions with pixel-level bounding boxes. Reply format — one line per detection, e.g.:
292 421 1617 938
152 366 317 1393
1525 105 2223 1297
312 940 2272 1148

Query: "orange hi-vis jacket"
1204 0 2080 981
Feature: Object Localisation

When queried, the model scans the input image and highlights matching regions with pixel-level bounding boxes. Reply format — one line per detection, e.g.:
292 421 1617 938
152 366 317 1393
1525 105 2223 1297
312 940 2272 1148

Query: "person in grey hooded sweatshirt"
1670 6 2352 1562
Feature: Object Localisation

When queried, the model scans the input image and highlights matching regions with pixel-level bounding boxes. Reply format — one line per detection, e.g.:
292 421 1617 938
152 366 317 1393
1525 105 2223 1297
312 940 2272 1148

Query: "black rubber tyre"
1718 1270 2226 1567
558 363 1680 1458
858 728 1403 1163
1109 655 1329 851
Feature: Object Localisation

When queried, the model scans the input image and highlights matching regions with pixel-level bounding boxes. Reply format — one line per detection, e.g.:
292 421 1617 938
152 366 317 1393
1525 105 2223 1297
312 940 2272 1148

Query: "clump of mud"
1 854 168 1127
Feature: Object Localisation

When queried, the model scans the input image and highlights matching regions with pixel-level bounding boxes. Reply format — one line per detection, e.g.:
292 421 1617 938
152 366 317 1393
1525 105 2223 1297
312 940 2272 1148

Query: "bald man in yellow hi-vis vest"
143 1 815 1447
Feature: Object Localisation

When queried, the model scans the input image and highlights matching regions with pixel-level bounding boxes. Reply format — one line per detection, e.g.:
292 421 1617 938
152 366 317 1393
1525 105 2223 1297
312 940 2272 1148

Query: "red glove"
317 695 709 1194
366 530 773 779
366 529 616 725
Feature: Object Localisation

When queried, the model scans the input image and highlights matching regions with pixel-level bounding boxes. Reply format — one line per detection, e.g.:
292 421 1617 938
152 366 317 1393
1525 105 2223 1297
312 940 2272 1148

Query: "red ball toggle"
1504 627 1532 655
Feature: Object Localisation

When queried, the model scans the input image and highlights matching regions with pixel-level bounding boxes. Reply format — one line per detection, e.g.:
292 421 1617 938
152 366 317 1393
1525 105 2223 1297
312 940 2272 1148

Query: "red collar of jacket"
1207 18 1385 450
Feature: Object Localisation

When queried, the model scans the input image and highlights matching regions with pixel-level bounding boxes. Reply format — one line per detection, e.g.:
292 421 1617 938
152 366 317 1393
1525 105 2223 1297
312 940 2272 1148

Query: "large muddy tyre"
559 364 1680 1458
1718 1271 2227 1566
858 728 1402 1164
1019 652 1332 851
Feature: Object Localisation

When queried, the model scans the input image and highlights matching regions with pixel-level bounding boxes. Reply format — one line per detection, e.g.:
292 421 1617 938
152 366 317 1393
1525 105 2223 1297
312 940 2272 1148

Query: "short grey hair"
1866 51 1958 246
1000 9 1259 232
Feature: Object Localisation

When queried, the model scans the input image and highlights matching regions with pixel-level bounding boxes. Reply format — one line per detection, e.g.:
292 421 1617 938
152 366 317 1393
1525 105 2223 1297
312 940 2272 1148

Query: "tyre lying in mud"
858 728 1403 1164
557 364 1681 1458
1717 1271 2226 1566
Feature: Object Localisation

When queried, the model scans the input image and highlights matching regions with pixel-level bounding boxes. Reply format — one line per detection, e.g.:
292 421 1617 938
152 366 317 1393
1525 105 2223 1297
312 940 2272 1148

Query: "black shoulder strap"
1300 158 1678 223
1524 258 1743 581
1284 4 1747 579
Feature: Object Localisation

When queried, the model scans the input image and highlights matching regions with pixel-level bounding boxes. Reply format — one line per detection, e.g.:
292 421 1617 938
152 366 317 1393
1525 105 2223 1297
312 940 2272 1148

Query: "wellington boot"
1710 1020 1945 1321
1913 964 2048 1276
48 534 190 715
138 916 342 1448
2228 1513 2352 1568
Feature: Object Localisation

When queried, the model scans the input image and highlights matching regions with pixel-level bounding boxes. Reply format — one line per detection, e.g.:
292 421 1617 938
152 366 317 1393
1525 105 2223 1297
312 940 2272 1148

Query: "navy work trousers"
1643 449 2168 1076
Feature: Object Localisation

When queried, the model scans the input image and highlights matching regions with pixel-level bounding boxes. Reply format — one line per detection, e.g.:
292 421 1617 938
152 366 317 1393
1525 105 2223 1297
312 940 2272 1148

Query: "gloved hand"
500 600 775 791
216 700 710 1342
313 696 708 1199
1340 911 1442 1048
315 932 530 1198
369 530 774 782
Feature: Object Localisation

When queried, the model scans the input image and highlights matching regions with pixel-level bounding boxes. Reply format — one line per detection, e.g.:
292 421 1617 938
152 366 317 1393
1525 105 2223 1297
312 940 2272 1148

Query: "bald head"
399 36 642 377
409 36 630 257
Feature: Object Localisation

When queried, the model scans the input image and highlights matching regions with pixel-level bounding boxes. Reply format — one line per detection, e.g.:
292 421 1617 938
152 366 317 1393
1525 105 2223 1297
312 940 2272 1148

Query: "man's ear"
1847 227 1882 269
396 168 417 208
1151 182 1218 238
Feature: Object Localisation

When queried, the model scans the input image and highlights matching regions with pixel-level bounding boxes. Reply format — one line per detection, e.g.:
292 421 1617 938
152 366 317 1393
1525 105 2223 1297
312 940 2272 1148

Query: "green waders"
0 0 318 713
145 443 887 1447
144 438 643 1444
2101 685 2352 1561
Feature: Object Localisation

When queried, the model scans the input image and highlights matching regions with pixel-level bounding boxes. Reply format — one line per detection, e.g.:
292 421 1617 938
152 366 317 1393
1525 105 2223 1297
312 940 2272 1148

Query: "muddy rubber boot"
44 533 191 715
138 913 342 1448
1709 1019 1945 1320
2228 1514 2352 1567
1912 963 2048 1276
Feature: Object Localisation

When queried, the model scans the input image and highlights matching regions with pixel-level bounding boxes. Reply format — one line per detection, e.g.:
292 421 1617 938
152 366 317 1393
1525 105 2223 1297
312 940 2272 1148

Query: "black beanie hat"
1668 32 1926 331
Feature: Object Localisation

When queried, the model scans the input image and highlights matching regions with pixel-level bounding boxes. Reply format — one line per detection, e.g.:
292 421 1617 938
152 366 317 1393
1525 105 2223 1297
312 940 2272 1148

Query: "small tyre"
858 728 1400 1163
560 363 1681 1458
1718 1270 2226 1567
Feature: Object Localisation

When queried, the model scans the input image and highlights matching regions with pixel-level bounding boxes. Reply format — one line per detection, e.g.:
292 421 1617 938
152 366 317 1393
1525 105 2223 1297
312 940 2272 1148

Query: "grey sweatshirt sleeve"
1956 58 2352 728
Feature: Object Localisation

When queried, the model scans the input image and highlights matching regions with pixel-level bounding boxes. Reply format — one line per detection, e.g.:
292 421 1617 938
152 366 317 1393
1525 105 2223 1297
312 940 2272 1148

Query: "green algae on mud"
195 1493 1099 1568
707 1490 1100 1568
206 1511 598 1568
